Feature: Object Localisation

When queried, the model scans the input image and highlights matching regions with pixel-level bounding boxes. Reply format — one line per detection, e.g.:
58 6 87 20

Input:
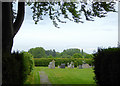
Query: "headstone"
67 62 69 67
67 62 70 68
70 61 74 68
60 63 65 68
78 65 82 69
82 63 91 68
67 62 74 68
52 60 55 68
58 65 60 68
48 62 52 68
48 60 55 69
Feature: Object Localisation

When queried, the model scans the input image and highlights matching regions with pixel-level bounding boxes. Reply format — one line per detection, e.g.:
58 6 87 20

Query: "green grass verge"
35 67 96 84
24 68 40 84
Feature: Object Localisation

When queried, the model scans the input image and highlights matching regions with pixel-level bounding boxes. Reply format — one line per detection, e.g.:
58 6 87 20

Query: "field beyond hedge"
25 67 96 85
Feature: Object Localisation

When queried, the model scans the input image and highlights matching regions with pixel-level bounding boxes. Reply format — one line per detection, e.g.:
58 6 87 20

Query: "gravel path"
39 71 52 85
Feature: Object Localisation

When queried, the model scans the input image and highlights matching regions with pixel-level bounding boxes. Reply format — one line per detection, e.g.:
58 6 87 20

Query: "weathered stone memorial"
77 65 82 69
70 61 74 68
82 63 91 68
67 61 74 68
58 65 60 68
67 62 70 68
48 60 55 69
60 63 65 68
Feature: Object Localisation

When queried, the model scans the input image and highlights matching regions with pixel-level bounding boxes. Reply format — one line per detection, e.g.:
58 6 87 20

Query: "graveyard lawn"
25 67 96 84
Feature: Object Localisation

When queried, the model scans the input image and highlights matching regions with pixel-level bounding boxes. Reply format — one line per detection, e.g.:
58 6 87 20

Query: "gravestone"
70 61 74 68
67 62 70 68
82 63 90 68
67 62 74 68
58 65 60 68
67 62 69 67
48 62 52 68
77 65 82 69
60 63 65 68
68 61 74 68
48 60 55 69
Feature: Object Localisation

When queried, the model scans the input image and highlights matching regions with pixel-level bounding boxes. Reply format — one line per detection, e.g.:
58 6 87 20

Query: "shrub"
93 47 120 86
21 52 34 82
2 52 23 85
2 51 34 85
84 58 94 66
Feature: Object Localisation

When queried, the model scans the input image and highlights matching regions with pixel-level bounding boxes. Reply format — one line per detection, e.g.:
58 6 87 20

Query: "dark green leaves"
26 1 116 28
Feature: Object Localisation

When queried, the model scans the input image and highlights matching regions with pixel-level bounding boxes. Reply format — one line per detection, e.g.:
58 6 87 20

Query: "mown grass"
38 67 96 84
24 68 40 84
25 67 96 85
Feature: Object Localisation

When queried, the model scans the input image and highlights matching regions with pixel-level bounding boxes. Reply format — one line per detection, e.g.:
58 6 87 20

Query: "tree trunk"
2 2 25 56
2 2 13 55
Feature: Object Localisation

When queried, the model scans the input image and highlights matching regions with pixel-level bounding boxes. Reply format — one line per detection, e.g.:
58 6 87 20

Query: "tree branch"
13 2 25 37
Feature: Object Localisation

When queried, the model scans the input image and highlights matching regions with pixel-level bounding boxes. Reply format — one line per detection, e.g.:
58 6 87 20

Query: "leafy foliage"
61 48 81 56
73 53 83 58
26 2 116 28
93 47 120 86
2 51 34 85
28 47 46 58
28 47 94 59
2 52 23 85
21 52 35 80
45 49 56 57
84 54 94 58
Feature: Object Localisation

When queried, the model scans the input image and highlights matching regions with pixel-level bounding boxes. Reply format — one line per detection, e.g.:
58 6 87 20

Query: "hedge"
22 52 34 82
2 51 34 85
93 47 120 86
34 58 94 67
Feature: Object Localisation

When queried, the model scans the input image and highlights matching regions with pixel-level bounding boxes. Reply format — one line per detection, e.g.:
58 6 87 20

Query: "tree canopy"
28 47 46 58
26 2 116 28
2 1 117 54
73 53 83 58
27 47 93 58
61 48 81 56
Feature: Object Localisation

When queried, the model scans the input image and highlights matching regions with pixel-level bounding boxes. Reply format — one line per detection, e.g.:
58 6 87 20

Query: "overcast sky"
12 3 118 54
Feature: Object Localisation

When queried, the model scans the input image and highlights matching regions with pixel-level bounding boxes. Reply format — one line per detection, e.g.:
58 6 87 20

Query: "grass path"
24 68 40 84
39 71 51 84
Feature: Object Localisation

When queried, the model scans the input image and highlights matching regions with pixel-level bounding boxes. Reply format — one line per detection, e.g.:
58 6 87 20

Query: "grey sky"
12 3 118 54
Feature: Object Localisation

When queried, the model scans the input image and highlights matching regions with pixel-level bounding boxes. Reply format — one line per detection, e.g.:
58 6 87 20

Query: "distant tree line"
28 47 94 58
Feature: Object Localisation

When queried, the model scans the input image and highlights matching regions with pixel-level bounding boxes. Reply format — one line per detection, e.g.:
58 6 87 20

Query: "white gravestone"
48 60 55 69
70 61 74 68
58 65 60 68
67 62 74 68
67 62 70 68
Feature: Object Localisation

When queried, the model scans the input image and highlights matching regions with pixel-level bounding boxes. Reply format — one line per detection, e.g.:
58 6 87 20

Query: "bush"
22 52 34 82
84 58 94 66
2 51 34 85
93 47 120 86
34 58 93 67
